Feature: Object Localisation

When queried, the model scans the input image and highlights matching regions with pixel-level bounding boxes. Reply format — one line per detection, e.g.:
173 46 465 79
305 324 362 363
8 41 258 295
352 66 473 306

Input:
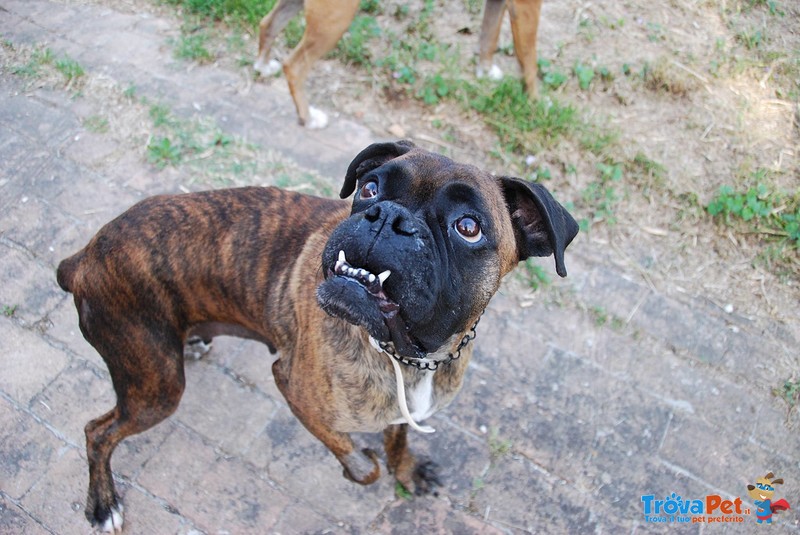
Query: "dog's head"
317 141 579 361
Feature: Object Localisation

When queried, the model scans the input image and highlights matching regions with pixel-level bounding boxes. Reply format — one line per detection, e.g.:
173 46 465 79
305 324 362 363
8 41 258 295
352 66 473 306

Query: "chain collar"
374 312 483 371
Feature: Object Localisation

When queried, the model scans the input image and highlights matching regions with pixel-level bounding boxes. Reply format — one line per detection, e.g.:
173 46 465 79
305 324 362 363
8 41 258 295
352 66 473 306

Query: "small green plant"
488 429 512 461
10 47 54 78
522 259 551 290
590 305 608 326
54 56 85 83
394 481 413 500
334 15 380 66
174 31 214 63
84 115 110 134
773 378 800 420
538 59 568 91
736 28 766 50
3 304 18 317
123 84 137 99
147 137 182 168
706 173 800 256
573 62 595 90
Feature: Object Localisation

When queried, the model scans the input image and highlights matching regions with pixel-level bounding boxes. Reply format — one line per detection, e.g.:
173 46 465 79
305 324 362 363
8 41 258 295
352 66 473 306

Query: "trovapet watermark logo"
746 472 791 525
640 471 791 525
641 493 749 525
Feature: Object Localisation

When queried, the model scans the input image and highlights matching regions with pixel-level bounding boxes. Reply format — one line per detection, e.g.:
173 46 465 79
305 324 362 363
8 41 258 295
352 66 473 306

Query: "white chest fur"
390 369 438 427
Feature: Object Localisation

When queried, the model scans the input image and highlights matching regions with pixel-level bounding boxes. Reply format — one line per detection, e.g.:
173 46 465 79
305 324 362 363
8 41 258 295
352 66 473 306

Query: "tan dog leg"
255 0 303 76
477 0 506 81
282 0 360 128
508 0 542 95
271 359 381 484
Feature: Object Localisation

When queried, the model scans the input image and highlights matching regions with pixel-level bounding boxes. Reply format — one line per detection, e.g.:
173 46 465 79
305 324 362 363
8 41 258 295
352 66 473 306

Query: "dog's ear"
498 176 579 277
747 485 756 491
341 140 416 198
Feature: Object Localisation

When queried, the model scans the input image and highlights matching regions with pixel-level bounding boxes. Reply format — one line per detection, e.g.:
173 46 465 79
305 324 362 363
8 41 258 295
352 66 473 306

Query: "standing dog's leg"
81 317 186 532
255 0 304 76
477 0 507 81
271 358 381 484
282 0 360 128
383 424 442 495
508 0 542 95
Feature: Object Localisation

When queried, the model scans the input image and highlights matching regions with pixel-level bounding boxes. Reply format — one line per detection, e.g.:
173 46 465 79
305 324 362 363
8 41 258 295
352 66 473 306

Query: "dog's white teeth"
378 270 391 284
368 273 376 283
338 250 346 263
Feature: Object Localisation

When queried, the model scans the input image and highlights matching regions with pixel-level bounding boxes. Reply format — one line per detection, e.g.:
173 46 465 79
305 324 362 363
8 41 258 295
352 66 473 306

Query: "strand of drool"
387 354 436 434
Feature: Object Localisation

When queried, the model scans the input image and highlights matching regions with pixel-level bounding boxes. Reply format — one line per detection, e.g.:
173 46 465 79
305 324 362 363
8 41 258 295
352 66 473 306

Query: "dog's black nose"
364 202 418 236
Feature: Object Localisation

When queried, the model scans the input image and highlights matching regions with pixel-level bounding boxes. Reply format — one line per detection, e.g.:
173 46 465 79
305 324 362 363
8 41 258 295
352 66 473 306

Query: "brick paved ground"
1 1 798 533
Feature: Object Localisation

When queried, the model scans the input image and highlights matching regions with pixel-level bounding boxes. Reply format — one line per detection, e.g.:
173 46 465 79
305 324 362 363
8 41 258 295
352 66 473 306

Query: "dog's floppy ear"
498 176 579 277
340 140 416 198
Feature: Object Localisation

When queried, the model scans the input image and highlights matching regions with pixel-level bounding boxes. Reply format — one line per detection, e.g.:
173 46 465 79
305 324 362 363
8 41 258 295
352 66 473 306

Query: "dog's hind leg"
508 0 542 95
81 315 186 532
477 0 507 81
255 0 304 76
282 0 360 128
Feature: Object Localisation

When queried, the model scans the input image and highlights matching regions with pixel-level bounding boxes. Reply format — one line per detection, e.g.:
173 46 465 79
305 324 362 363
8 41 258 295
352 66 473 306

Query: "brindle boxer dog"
57 140 578 532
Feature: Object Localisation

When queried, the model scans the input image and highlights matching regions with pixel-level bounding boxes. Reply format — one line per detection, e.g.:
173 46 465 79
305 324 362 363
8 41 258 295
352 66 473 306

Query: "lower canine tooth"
338 250 346 263
378 270 391 284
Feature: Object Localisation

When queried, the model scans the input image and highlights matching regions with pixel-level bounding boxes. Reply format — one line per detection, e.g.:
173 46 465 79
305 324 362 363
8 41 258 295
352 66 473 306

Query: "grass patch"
773 378 800 421
706 170 800 272
173 28 215 63
521 259 552 291
162 0 276 28
8 44 85 88
83 115 110 134
2 304 18 317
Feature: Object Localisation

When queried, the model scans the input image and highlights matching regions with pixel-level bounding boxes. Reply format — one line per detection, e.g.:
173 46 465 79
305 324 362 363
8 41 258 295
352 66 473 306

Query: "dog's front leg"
271 359 380 484
384 424 442 495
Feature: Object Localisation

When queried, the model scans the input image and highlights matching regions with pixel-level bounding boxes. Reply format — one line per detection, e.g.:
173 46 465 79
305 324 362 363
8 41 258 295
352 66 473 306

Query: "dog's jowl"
57 140 578 532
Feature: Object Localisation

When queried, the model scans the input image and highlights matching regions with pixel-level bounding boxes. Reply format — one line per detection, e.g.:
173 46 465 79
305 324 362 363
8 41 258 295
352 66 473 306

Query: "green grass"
162 0 276 27
522 259 551 291
83 115 110 134
2 304 18 317
773 378 800 420
173 30 214 62
705 170 800 273
8 45 85 87
332 14 380 66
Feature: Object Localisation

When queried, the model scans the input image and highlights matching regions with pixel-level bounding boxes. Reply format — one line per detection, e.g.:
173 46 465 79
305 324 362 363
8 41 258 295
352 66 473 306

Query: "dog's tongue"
380 303 426 360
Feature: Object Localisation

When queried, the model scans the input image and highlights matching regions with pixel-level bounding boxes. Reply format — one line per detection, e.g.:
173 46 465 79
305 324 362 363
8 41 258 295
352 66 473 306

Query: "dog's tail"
56 252 84 293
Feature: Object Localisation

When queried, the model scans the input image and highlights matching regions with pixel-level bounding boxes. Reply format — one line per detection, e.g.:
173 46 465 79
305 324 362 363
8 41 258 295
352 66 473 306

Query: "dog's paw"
341 448 380 485
412 460 442 496
254 58 282 77
476 64 503 81
306 106 329 129
184 336 212 360
97 504 123 533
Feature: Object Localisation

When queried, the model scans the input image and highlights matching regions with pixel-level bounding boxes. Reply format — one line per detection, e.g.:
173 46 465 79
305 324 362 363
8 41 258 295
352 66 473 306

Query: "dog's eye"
455 216 482 243
360 181 378 199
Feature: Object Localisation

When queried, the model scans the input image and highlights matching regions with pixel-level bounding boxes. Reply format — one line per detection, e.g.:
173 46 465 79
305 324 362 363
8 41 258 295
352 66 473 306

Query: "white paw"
184 338 212 360
306 106 329 129
476 64 504 81
254 58 282 77
99 504 124 533
487 64 503 80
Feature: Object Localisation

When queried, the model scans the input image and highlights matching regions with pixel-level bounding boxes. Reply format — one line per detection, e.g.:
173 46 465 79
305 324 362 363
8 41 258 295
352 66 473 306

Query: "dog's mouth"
319 250 427 360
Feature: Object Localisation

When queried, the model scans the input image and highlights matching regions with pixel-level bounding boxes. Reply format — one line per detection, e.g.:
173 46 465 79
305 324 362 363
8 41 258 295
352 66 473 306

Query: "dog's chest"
391 371 437 424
